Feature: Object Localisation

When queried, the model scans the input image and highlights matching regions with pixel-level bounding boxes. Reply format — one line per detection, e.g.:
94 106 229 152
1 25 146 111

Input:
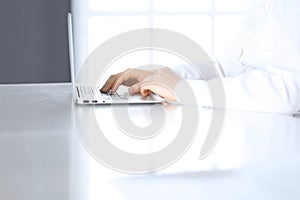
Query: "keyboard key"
102 93 112 101
119 95 128 100
111 94 121 100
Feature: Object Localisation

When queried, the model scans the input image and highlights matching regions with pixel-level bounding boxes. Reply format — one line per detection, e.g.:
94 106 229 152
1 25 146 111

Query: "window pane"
153 0 211 12
153 16 212 53
214 16 243 57
216 0 251 12
151 50 192 71
88 16 149 53
88 17 150 84
89 0 149 11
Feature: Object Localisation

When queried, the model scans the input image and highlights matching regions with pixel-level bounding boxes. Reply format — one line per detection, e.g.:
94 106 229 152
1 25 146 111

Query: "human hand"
140 67 181 102
101 67 181 102
100 68 155 93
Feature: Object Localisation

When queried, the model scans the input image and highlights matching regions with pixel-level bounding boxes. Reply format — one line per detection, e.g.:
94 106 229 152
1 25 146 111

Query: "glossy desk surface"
0 83 299 200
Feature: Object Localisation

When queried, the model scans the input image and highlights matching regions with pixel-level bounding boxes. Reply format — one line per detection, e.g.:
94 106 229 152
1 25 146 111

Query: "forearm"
182 68 300 114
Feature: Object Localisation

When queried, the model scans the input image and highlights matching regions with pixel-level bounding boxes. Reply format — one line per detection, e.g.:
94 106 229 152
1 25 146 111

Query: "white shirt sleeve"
182 66 300 115
172 1 300 115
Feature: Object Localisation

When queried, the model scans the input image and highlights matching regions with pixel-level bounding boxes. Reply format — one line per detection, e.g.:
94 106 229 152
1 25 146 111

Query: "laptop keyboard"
78 86 128 102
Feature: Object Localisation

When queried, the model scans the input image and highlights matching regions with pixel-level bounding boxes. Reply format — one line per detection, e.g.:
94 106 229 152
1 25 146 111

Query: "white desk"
0 83 300 200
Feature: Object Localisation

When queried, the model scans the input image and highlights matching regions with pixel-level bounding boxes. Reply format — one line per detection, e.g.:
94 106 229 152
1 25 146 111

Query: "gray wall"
0 0 70 84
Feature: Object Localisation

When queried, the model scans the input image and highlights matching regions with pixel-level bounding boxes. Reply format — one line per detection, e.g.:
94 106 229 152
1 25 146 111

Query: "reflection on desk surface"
0 84 300 200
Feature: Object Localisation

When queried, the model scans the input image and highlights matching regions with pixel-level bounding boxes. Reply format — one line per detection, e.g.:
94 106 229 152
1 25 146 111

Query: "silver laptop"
67 13 163 105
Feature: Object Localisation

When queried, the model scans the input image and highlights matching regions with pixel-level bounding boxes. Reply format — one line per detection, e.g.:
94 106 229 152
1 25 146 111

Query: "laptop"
67 13 163 105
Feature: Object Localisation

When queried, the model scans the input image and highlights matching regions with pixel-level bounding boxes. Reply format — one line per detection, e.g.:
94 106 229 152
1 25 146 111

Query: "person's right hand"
100 68 155 93
101 67 182 102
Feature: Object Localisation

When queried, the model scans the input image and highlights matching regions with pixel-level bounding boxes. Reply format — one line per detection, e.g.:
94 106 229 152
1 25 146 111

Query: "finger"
141 82 177 102
140 89 152 97
128 82 141 95
111 75 125 92
100 75 118 92
100 71 125 92
111 69 135 92
140 83 153 96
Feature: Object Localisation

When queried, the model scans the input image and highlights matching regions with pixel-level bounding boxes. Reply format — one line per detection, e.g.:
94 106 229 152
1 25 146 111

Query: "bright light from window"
82 0 252 69
153 16 212 53
216 0 251 12
153 0 211 12
215 16 244 57
89 0 149 11
88 16 149 54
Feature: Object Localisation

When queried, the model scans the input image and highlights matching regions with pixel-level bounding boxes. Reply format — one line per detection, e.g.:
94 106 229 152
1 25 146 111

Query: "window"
73 0 250 75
